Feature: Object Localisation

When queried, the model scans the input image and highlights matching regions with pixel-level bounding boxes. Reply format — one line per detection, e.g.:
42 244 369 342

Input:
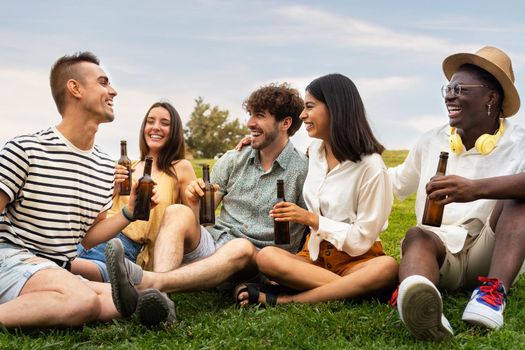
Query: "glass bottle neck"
143 157 153 176
437 157 448 174
277 181 285 198
202 166 210 182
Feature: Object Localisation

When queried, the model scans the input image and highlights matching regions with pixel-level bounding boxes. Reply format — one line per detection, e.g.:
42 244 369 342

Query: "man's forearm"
476 173 525 199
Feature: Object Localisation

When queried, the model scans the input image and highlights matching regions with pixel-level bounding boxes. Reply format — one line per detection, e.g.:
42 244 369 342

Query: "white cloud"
233 4 470 55
263 74 422 94
355 76 422 98
509 52 525 71
202 4 480 60
406 114 446 132
411 16 525 34
0 68 56 144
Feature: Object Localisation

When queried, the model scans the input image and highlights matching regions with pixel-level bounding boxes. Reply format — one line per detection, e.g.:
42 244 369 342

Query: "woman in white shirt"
235 73 398 306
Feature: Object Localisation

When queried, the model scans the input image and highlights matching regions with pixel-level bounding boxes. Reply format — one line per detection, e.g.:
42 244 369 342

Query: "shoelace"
389 287 399 307
477 276 505 307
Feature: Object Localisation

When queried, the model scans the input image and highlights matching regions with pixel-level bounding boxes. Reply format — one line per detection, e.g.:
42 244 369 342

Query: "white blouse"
304 139 393 261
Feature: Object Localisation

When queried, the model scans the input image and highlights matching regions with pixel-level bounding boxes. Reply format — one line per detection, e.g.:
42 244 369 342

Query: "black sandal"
261 284 280 305
233 282 280 307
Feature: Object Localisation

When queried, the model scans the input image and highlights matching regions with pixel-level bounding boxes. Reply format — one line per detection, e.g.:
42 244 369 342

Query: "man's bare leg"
462 199 525 330
487 199 525 288
398 227 446 284
106 238 258 325
153 204 201 273
0 267 119 328
396 227 452 341
144 238 258 292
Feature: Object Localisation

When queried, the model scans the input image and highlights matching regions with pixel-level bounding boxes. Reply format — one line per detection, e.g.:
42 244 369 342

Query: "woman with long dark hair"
235 73 398 305
73 101 196 281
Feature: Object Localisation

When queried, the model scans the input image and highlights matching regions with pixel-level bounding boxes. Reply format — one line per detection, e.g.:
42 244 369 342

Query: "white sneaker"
397 275 454 341
462 277 506 329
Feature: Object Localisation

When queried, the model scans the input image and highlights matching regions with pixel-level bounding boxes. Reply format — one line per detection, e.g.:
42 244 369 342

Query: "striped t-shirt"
0 127 114 263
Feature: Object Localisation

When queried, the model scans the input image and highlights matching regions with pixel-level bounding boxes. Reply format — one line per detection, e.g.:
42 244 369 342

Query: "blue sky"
1 0 525 159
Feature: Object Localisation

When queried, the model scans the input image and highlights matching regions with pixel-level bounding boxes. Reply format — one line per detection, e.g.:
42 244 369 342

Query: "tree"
185 97 249 158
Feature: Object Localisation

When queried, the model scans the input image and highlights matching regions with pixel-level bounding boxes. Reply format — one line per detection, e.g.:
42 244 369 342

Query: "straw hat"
442 46 520 117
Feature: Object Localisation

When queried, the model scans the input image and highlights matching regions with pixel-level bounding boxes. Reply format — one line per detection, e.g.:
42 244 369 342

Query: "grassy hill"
2 150 525 349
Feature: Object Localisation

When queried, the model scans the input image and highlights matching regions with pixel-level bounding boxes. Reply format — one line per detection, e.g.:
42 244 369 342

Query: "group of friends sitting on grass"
1 45 524 342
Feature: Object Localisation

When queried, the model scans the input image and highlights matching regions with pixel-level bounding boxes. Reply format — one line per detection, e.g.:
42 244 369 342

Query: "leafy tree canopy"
185 97 249 158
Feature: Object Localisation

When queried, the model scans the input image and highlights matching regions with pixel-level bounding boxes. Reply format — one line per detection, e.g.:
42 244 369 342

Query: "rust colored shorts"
296 234 385 276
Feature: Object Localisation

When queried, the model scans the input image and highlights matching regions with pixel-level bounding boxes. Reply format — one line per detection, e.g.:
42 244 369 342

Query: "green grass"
2 151 524 349
192 159 216 179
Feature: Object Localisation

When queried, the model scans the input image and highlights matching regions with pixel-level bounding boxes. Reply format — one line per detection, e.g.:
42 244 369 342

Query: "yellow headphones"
450 119 505 155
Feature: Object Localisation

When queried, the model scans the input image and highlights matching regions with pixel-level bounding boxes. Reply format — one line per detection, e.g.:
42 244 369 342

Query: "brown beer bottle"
133 156 154 221
118 140 132 195
274 179 290 244
199 164 215 226
422 152 449 227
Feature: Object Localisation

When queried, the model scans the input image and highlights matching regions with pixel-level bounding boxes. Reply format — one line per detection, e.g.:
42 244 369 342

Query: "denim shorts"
77 232 142 282
0 242 60 304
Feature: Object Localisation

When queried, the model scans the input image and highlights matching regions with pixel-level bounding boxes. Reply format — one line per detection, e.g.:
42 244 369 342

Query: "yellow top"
109 160 179 270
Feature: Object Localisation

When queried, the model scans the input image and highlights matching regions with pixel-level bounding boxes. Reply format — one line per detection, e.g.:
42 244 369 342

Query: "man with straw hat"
389 46 525 341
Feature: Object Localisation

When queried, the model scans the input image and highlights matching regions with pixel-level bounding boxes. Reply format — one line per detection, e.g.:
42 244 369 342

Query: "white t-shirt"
304 139 393 260
0 127 114 263
388 120 525 253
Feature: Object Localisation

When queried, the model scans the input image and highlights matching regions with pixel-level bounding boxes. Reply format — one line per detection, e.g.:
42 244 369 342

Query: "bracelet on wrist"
122 206 136 222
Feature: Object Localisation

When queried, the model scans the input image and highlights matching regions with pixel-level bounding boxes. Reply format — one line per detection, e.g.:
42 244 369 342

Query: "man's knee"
403 227 435 248
76 289 101 322
401 227 446 269
504 198 525 211
57 286 101 325
163 204 194 223
160 204 198 241
222 238 257 265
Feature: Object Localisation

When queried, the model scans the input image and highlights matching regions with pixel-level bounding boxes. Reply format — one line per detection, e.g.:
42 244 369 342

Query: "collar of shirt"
312 139 346 174
248 140 295 171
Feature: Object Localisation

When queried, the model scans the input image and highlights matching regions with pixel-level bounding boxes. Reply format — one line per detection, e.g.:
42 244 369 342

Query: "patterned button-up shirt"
209 141 308 252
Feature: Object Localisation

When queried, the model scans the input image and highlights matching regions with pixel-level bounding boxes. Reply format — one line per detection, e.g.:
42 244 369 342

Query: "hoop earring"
487 104 492 117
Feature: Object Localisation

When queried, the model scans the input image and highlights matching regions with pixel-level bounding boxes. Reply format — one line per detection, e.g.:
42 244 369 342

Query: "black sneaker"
136 288 177 326
105 238 139 318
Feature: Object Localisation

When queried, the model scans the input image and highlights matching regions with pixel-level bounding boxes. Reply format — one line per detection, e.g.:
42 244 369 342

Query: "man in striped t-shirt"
0 52 154 328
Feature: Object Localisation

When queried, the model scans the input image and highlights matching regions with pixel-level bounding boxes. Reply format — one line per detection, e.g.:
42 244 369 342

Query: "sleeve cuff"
315 215 347 251
0 182 15 202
